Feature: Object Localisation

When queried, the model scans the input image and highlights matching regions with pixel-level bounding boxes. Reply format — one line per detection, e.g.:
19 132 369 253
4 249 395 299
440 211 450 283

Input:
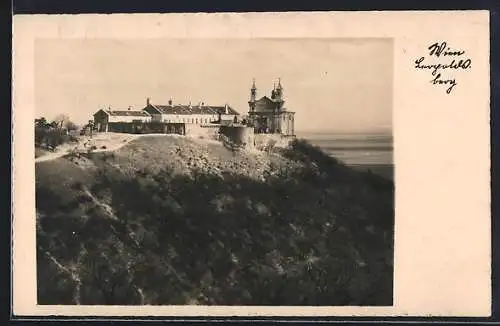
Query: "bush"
35 127 46 146
35 127 74 151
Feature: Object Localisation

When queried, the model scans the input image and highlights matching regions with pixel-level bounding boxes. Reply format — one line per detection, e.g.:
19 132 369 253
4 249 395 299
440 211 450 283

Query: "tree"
35 117 48 129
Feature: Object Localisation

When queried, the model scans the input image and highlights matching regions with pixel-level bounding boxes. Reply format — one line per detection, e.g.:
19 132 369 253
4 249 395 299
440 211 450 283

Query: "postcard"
12 11 491 317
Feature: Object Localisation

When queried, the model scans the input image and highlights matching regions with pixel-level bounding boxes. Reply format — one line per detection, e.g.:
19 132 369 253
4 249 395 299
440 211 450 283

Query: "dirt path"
34 133 183 164
35 149 72 163
35 133 141 163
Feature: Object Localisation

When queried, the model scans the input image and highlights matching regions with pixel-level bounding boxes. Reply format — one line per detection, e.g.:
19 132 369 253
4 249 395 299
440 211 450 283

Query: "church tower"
275 78 283 100
273 78 285 111
248 78 257 112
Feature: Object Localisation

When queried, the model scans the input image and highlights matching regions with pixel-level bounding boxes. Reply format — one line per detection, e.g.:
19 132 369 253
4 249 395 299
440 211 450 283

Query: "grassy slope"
36 135 394 306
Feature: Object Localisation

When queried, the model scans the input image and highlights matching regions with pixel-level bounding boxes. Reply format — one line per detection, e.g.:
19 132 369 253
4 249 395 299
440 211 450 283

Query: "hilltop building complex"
93 99 239 134
91 79 295 140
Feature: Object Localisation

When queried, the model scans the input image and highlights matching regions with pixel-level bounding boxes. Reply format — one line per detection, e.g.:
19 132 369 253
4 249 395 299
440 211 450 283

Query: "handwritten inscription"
414 42 472 94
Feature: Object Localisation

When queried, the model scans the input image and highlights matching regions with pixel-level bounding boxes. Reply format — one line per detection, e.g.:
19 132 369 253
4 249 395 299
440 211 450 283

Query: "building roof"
108 110 151 117
148 104 240 116
253 96 280 112
96 109 151 117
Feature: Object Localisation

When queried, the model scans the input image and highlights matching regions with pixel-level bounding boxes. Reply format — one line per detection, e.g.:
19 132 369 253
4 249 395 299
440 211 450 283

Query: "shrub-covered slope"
36 136 394 306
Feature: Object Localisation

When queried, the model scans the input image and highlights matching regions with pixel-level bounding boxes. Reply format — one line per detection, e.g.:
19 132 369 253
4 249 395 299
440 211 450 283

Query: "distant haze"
35 38 393 133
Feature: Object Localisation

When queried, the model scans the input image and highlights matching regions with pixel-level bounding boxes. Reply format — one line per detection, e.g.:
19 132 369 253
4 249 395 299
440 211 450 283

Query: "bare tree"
48 121 59 129
53 114 70 129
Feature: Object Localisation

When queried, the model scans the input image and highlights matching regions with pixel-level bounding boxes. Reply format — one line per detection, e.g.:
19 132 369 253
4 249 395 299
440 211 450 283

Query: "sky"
35 38 393 133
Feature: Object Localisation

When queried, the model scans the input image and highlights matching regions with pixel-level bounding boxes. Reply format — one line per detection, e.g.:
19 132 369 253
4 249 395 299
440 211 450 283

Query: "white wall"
160 113 238 124
108 115 152 123
221 114 238 122
106 113 239 124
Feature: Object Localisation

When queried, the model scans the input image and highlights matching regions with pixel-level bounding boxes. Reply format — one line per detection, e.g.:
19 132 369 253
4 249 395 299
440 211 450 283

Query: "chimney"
224 104 229 115
188 101 192 108
128 106 131 111
168 98 173 106
198 101 202 108
146 97 150 106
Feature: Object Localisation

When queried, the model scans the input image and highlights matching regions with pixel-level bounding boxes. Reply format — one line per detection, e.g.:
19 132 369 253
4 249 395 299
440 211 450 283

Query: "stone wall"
219 126 255 147
254 134 296 151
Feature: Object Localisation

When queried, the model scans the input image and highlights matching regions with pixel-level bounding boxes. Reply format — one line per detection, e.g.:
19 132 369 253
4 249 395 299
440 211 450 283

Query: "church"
247 79 295 136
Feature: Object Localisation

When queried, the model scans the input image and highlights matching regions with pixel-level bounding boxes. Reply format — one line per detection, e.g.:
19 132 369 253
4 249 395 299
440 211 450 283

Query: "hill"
35 135 394 306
